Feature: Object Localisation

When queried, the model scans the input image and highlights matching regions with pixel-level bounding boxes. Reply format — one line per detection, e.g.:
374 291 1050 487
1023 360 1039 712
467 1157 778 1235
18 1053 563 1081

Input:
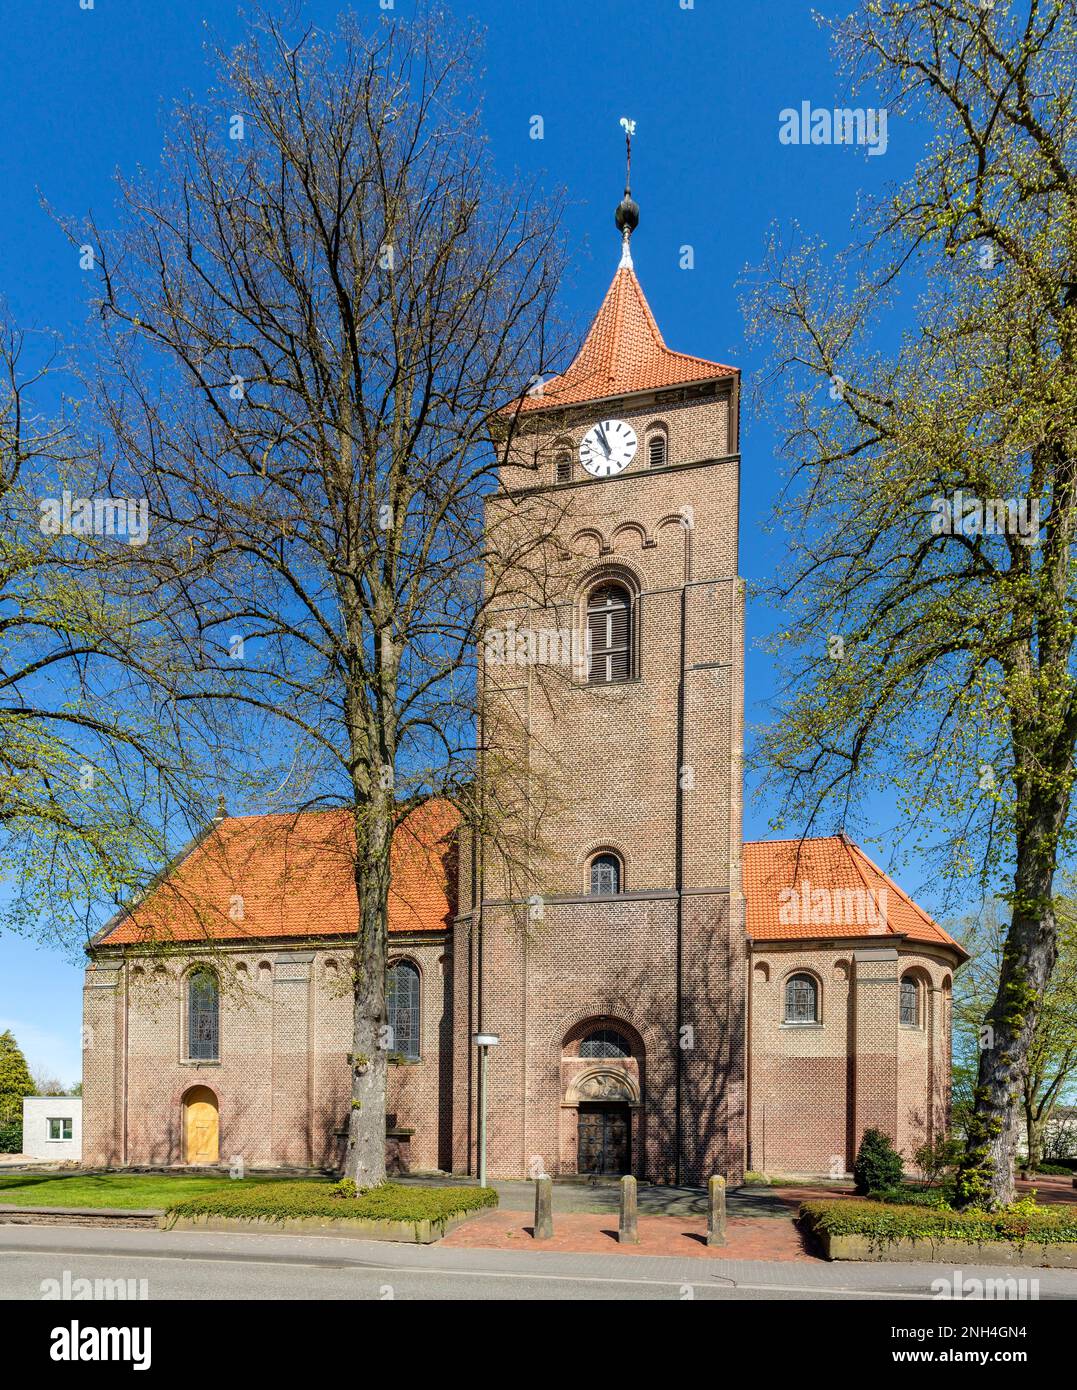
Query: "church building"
82 187 965 1185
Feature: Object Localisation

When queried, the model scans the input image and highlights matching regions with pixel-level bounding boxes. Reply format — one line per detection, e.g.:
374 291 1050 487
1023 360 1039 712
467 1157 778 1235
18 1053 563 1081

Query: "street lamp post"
472 1032 500 1188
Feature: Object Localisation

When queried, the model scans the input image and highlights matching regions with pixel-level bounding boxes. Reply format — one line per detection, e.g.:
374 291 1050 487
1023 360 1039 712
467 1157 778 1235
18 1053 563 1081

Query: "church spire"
615 117 639 269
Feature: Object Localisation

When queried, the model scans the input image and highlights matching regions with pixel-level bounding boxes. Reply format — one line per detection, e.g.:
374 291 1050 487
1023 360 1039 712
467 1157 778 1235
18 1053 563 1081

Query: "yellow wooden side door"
184 1091 219 1163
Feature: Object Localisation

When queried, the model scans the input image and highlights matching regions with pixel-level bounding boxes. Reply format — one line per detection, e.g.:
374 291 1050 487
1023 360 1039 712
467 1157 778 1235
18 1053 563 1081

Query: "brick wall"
748 943 956 1176
82 937 450 1173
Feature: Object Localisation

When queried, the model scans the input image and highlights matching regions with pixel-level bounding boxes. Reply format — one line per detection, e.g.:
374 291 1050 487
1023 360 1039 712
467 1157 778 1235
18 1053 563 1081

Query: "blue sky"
0 0 926 1084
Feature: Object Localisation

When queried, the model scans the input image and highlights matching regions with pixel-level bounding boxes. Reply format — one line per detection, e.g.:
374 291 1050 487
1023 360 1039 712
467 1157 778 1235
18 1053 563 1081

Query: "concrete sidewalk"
395 1172 841 1218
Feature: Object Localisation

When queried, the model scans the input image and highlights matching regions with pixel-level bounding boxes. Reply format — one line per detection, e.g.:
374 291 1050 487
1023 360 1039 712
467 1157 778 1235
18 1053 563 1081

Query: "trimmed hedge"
801 1198 1077 1247
164 1181 498 1233
871 1185 956 1210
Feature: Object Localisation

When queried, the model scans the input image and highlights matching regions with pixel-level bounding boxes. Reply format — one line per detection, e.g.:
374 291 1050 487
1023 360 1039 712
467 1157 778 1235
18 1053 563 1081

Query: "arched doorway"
560 1019 643 1176
183 1086 219 1164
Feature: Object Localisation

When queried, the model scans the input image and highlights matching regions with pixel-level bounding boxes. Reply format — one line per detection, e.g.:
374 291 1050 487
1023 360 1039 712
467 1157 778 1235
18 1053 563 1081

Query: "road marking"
0 1248 940 1297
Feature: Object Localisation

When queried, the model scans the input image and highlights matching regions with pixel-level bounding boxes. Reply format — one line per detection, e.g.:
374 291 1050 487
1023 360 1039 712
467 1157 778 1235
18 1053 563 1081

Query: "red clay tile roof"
97 806 962 960
98 800 460 946
512 265 736 414
743 836 965 957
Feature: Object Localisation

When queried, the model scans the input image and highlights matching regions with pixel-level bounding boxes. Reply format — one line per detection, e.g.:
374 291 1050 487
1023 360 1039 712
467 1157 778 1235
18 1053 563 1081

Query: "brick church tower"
452 173 747 1184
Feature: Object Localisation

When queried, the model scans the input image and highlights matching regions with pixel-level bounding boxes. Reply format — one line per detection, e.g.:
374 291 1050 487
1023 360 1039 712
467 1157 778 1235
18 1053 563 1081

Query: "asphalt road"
2 1224 1075 1300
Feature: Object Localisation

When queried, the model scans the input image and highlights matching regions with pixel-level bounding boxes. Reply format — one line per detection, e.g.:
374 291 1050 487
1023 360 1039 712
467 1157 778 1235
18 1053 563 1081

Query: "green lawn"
0 1172 497 1230
0 1171 324 1210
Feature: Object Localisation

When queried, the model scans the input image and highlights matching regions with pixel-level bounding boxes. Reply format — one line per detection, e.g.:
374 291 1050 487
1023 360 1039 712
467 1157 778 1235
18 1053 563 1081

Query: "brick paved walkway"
441 1207 819 1260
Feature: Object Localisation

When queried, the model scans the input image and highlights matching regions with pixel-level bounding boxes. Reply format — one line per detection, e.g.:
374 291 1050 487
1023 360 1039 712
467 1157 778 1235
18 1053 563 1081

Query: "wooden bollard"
707 1174 727 1247
533 1174 553 1240
618 1174 639 1244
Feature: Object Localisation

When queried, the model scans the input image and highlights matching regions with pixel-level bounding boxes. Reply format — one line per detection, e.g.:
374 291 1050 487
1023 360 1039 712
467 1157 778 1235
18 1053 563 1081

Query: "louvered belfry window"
648 432 667 468
587 584 631 684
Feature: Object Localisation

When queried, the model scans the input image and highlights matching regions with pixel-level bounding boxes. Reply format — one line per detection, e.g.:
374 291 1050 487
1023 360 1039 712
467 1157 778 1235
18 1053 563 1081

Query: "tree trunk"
1026 1106 1043 1173
955 803 1062 1207
342 800 392 1187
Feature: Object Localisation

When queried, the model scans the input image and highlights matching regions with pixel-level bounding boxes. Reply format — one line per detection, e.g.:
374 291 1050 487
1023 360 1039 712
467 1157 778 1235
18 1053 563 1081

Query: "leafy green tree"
0 314 224 949
0 1030 35 1128
955 898 1077 1170
744 0 1077 1207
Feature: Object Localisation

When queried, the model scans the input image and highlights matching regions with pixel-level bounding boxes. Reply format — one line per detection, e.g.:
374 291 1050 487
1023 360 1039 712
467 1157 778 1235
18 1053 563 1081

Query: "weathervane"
616 117 639 269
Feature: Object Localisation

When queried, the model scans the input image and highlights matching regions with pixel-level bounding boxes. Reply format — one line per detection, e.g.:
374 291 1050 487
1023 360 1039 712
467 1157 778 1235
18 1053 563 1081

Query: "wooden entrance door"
184 1087 219 1164
577 1103 631 1175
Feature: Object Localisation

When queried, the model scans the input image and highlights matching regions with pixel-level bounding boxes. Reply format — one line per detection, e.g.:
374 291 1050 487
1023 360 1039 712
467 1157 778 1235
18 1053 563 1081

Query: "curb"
810 1225 1077 1268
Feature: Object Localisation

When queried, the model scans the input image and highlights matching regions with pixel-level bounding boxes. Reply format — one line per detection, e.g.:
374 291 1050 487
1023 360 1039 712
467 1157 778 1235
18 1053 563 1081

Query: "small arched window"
580 1028 632 1058
555 452 573 483
387 961 420 1059
187 969 219 1061
589 853 622 895
784 972 818 1024
900 975 920 1027
647 430 667 468
587 584 632 684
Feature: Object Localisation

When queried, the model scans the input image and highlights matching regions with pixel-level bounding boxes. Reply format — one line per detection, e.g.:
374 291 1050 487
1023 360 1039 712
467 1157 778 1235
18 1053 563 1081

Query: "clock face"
579 419 637 478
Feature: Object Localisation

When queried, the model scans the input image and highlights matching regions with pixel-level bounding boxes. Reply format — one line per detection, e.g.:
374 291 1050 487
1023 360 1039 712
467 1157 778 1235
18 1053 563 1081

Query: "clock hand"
597 424 611 455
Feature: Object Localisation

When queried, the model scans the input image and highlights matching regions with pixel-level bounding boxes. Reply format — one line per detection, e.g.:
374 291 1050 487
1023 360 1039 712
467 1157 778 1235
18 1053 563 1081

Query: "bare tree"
78 7 571 1184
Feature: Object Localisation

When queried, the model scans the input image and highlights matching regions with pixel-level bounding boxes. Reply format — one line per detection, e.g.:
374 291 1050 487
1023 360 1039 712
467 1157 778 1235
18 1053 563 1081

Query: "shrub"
913 1134 962 1186
0 1121 22 1154
854 1128 904 1195
328 1179 358 1199
801 1197 1077 1248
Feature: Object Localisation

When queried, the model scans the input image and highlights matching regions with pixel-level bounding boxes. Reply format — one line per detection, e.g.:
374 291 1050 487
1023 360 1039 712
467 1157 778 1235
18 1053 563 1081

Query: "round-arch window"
586 585 631 684
900 975 920 1027
187 969 219 1061
590 853 621 895
784 973 818 1024
580 1028 631 1058
387 961 420 1059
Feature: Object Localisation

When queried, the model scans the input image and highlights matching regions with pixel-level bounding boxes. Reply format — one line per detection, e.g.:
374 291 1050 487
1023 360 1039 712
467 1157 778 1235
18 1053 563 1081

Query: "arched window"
187 970 219 1061
784 972 818 1024
647 429 667 468
555 452 573 483
586 584 632 684
387 961 420 1059
580 1028 632 1058
900 974 921 1027
589 853 622 895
